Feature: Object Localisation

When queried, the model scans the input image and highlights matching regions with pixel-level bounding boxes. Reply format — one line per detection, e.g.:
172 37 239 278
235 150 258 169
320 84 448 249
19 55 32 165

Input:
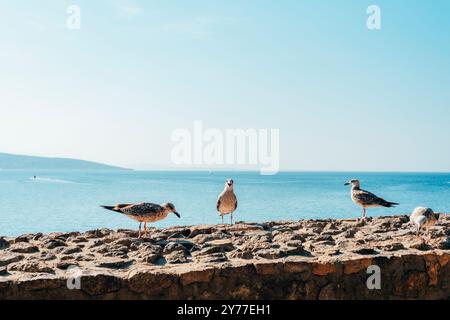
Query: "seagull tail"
100 205 118 212
383 201 399 208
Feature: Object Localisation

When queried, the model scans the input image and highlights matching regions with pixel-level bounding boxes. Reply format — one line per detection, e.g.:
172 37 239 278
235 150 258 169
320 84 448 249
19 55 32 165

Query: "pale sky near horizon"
0 0 449 171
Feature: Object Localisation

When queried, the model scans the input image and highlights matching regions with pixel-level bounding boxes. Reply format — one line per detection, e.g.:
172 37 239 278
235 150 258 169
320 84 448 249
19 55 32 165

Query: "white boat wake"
30 177 76 184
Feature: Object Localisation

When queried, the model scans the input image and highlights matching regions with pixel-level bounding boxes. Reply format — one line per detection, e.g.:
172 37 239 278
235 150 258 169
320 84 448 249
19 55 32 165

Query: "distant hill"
0 152 130 171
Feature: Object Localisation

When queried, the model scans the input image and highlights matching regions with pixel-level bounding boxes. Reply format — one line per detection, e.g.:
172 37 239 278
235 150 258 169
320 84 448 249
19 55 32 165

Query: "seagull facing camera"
217 179 238 224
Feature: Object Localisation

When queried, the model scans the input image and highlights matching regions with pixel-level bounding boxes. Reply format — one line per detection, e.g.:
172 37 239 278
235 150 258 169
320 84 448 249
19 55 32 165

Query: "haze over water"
0 170 449 237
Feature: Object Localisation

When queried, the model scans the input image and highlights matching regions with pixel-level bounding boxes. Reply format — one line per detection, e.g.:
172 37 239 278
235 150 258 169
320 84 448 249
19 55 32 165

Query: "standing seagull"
410 207 439 237
217 179 238 224
101 202 180 238
344 179 398 219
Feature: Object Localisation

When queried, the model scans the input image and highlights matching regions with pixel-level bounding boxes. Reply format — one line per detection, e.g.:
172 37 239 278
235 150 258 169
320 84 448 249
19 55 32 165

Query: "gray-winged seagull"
345 179 398 219
101 202 180 238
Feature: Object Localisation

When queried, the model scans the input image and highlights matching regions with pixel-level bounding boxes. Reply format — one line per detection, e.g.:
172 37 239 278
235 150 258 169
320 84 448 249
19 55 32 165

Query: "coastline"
1 215 449 299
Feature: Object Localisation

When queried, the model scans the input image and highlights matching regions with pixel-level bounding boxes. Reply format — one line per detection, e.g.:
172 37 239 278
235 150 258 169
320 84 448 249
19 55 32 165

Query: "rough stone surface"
0 215 449 300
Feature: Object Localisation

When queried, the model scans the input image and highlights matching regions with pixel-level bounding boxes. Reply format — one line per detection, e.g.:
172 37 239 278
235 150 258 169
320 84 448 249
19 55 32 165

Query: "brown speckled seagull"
345 179 398 219
101 202 180 238
217 179 238 224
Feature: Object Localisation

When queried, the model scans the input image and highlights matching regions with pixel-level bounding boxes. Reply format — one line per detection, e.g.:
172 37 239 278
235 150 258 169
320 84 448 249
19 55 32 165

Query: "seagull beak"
344 182 350 186
174 212 181 218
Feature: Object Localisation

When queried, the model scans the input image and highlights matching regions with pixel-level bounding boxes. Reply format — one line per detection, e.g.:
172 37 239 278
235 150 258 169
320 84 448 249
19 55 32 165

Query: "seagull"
410 207 439 237
344 179 398 219
101 202 180 238
217 179 238 224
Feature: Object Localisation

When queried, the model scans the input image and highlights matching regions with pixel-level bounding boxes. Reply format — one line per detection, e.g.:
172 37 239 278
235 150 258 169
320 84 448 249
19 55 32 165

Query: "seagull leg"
144 222 148 238
221 215 224 225
230 213 233 225
138 222 142 239
363 208 366 219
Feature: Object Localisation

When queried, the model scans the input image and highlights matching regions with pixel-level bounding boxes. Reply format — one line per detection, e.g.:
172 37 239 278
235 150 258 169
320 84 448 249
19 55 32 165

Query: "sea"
0 170 449 237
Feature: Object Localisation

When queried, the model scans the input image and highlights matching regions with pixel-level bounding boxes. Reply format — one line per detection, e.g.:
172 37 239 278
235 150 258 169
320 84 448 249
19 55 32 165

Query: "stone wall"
1 215 449 299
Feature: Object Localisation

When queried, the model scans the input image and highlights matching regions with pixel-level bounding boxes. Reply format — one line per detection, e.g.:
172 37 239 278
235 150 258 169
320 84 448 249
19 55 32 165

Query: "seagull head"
345 179 360 188
163 203 180 218
431 212 441 223
225 179 234 190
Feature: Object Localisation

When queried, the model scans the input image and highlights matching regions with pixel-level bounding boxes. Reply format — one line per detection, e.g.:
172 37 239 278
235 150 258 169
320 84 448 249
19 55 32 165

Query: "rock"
286 240 304 248
130 243 162 264
168 232 186 239
314 240 336 246
0 254 24 267
255 249 284 260
174 239 196 251
188 225 213 238
60 255 75 261
32 233 44 241
74 253 95 262
315 234 334 242
39 252 57 261
203 239 235 252
57 232 81 240
107 250 129 259
8 261 54 274
0 238 10 250
91 244 108 254
97 259 133 269
281 244 305 256
43 239 66 249
71 236 88 243
409 241 431 251
194 252 227 263
344 229 356 238
229 250 253 260
13 235 30 243
9 243 39 254
85 229 111 239
163 242 185 255
0 266 7 275
438 237 450 250
272 232 305 243
353 248 379 255
165 251 188 264
89 239 104 248
381 243 405 252
60 246 82 255
56 261 79 270
111 238 134 248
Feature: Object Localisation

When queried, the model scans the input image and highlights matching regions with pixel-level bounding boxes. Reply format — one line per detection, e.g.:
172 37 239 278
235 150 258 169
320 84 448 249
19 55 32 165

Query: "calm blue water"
0 171 449 236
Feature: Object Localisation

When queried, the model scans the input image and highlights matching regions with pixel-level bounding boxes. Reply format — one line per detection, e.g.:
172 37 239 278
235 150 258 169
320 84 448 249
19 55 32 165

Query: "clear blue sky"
0 0 449 171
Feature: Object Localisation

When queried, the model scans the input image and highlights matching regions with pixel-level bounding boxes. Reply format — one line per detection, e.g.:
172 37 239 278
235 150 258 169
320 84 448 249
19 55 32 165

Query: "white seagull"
410 207 440 237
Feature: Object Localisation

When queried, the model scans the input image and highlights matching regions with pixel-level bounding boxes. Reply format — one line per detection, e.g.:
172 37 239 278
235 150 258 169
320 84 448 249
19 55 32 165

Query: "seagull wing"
115 203 134 210
354 189 398 207
119 203 163 218
216 198 221 212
